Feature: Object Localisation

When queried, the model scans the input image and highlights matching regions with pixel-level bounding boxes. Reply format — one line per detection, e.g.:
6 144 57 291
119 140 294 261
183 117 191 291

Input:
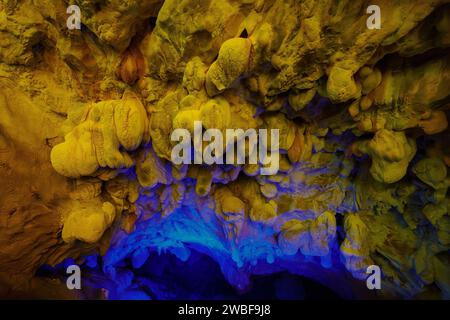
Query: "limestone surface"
0 0 449 299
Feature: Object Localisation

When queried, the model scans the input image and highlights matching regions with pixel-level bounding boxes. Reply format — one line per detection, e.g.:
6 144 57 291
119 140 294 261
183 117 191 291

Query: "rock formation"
0 0 449 299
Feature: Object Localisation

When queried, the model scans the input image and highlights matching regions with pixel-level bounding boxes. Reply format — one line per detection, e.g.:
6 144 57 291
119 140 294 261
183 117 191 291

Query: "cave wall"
0 0 449 299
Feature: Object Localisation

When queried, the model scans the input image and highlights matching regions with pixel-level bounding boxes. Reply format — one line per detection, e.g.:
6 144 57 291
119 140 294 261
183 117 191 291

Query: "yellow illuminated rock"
206 38 252 96
172 109 201 134
0 0 449 300
51 92 148 178
340 213 372 279
279 211 336 257
419 111 448 135
355 129 417 184
413 158 448 189
62 201 116 244
200 97 231 130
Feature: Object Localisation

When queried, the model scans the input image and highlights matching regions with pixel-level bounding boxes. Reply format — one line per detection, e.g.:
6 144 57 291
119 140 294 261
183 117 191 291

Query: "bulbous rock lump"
51 92 148 178
354 129 417 184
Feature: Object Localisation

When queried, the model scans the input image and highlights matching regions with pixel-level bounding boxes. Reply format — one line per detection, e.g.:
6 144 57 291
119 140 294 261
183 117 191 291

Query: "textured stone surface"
0 0 449 299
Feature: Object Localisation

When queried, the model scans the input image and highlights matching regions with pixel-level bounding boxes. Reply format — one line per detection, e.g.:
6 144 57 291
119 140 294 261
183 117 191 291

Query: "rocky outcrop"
0 0 449 299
